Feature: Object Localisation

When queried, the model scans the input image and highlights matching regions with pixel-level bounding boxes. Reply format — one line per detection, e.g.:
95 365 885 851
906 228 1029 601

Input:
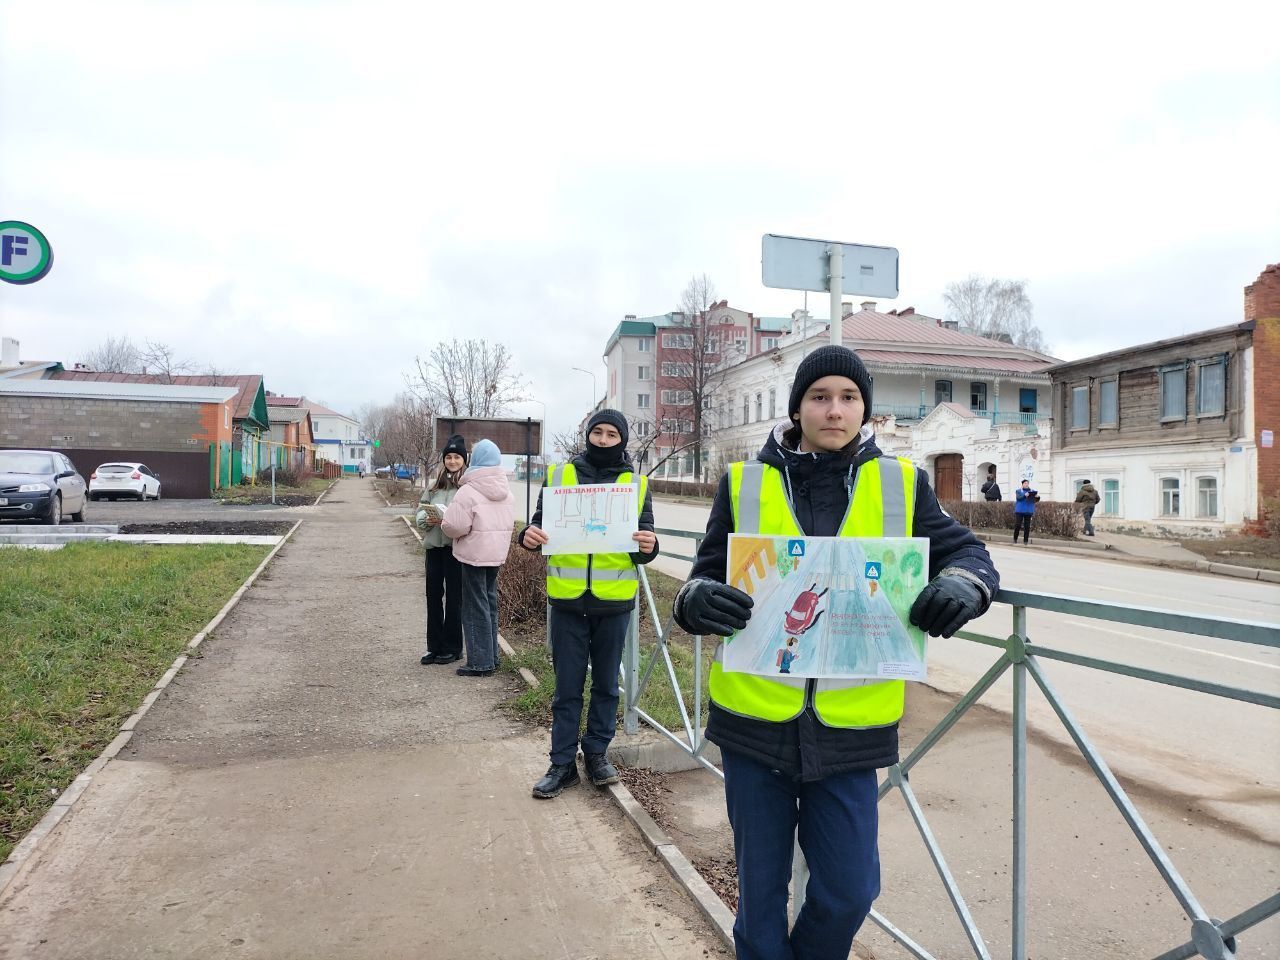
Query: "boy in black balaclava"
518 409 659 798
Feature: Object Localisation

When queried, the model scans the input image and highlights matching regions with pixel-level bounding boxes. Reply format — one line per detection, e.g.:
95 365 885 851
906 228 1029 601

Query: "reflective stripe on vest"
710 456 916 729
544 462 648 602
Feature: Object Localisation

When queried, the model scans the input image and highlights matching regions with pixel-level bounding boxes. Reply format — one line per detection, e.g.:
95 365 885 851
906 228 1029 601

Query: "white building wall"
1050 441 1257 537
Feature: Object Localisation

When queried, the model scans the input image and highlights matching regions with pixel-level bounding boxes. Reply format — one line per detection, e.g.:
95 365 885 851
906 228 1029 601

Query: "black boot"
532 762 580 799
583 752 620 787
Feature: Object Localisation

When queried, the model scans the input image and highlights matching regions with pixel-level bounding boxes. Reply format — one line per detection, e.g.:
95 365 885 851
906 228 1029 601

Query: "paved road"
0 477 728 960
636 492 1280 839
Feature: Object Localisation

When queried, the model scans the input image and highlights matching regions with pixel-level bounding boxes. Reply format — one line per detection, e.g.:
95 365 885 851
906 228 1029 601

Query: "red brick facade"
1247 265 1280 523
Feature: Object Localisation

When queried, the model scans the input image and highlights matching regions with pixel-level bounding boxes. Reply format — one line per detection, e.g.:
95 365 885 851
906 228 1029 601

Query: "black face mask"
585 441 627 468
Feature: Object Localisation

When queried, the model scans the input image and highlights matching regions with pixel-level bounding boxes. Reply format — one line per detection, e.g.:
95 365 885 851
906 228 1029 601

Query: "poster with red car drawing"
723 535 930 680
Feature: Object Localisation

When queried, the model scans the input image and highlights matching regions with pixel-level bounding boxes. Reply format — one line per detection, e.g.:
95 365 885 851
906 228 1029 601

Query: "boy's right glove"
678 579 754 636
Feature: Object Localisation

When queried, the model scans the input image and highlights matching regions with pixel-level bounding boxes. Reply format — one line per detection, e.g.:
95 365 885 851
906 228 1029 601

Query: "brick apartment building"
602 301 791 473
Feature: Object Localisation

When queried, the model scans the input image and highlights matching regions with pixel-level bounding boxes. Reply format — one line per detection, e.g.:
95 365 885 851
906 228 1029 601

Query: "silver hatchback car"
0 449 89 525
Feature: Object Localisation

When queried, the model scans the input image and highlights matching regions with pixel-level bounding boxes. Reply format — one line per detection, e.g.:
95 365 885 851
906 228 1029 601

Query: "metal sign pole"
828 243 843 347
525 416 533 525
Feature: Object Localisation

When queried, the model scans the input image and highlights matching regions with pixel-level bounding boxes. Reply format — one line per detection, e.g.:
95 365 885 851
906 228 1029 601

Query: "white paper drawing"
541 482 639 555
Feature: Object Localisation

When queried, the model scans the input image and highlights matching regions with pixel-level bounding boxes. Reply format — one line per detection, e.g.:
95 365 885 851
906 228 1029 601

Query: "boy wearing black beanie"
672 345 1000 957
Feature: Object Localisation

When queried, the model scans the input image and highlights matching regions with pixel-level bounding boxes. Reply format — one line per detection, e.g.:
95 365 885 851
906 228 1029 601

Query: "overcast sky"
2 1 1277 444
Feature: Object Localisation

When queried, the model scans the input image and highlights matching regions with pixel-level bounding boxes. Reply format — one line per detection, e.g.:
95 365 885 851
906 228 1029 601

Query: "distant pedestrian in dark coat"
981 469 1002 502
1075 479 1100 537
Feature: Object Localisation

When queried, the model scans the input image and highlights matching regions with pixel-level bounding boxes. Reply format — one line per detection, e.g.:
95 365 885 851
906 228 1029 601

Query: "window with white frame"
769 388 777 419
661 418 693 434
1099 378 1118 426
637 365 650 381
1160 365 1187 420
970 382 988 412
734 331 747 353
637 393 650 409
1102 478 1120 515
935 380 952 404
1196 476 1218 518
1071 384 1089 429
763 337 778 350
1196 358 1225 416
634 421 650 438
637 337 652 352
1160 477 1181 516
704 336 718 354
661 362 693 377
661 389 693 405
663 334 693 349
743 395 750 424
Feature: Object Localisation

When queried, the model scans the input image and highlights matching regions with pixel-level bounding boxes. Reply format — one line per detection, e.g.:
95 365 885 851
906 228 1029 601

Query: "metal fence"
618 526 1280 960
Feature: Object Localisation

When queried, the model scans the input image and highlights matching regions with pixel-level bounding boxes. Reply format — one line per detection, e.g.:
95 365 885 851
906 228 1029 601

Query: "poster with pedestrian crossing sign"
723 535 930 680
540 482 639 555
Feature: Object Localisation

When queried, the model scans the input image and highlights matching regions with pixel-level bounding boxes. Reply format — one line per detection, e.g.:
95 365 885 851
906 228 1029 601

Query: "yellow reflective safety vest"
708 456 916 729
544 463 648 603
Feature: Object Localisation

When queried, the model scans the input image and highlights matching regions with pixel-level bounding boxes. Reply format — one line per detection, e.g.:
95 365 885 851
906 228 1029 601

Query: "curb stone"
0 519 304 903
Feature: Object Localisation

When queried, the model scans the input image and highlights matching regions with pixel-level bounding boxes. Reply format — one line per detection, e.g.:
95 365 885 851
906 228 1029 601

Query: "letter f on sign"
1 234 28 267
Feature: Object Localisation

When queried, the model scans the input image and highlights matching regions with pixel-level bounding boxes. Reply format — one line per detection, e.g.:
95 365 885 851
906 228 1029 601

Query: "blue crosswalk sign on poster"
788 539 805 557
864 561 882 580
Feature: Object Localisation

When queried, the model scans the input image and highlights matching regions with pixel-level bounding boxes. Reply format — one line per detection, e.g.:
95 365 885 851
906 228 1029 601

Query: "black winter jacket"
517 453 658 616
673 424 1000 781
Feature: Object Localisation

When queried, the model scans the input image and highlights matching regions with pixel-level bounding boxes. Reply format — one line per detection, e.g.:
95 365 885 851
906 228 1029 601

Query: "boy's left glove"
909 575 984 638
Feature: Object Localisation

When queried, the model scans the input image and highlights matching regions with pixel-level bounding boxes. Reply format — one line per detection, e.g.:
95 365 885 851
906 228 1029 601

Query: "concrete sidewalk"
0 478 728 960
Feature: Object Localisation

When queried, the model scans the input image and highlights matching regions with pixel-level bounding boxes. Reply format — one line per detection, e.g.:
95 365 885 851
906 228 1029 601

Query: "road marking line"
1054 617 1280 671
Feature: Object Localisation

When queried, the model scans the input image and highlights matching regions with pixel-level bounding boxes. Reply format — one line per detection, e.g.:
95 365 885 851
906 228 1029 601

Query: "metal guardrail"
619 527 1280 960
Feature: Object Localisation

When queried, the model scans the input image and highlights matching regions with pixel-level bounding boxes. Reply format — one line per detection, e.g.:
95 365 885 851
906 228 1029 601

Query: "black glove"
679 579 754 637
909 575 984 639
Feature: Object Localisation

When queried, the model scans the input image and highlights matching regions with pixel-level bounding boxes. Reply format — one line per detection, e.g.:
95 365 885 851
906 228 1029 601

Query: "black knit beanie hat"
442 434 469 462
586 408 629 446
787 346 874 424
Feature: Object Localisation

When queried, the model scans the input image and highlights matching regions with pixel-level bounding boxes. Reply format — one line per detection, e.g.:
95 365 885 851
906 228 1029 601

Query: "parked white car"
89 462 162 501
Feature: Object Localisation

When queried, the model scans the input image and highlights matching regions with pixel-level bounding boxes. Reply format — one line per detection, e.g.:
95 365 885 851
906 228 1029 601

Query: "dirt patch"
118 520 297 536
1179 532 1280 571
691 855 738 911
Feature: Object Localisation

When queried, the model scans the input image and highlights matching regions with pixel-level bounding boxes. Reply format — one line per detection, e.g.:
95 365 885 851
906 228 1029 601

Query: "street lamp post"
571 367 597 433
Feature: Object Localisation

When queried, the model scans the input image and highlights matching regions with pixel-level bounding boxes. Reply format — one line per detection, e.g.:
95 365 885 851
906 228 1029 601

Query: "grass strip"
0 542 270 861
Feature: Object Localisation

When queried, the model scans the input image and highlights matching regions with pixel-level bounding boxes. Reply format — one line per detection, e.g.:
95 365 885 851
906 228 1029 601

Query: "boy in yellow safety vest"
518 410 659 798
673 346 999 959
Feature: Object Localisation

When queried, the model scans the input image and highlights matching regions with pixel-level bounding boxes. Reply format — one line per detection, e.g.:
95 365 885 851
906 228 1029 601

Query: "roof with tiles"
51 371 268 425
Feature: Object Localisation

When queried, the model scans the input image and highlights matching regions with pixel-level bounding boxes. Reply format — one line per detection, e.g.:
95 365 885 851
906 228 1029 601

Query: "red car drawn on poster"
784 583 828 637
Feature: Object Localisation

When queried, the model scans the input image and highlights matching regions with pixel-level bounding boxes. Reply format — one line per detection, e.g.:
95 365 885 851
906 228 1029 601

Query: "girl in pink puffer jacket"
442 439 516 677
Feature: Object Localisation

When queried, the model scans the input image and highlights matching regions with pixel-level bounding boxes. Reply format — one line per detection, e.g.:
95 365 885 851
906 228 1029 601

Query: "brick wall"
0 395 213 453
1246 264 1280 523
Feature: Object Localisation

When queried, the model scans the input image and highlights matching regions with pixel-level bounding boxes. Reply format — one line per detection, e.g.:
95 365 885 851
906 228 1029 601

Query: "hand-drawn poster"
540 482 639 555
723 535 931 680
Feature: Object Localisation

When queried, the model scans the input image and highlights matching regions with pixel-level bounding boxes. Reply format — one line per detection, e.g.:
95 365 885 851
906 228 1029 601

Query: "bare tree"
410 338 528 417
660 274 729 478
551 428 585 463
78 336 141 373
137 340 196 383
359 394 437 477
943 275 1049 353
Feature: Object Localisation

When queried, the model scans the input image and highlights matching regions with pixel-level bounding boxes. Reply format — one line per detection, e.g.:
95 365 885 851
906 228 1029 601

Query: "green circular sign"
0 221 54 285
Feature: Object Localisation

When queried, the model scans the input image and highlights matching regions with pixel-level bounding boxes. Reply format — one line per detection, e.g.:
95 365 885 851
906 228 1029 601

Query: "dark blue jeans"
461 564 500 670
723 748 880 960
549 608 628 764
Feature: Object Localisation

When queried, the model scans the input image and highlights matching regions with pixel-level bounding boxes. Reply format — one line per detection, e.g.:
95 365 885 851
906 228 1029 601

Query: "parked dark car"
0 449 89 525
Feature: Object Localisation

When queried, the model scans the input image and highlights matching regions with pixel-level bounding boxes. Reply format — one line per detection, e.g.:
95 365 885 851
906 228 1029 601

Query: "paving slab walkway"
0 477 728 960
